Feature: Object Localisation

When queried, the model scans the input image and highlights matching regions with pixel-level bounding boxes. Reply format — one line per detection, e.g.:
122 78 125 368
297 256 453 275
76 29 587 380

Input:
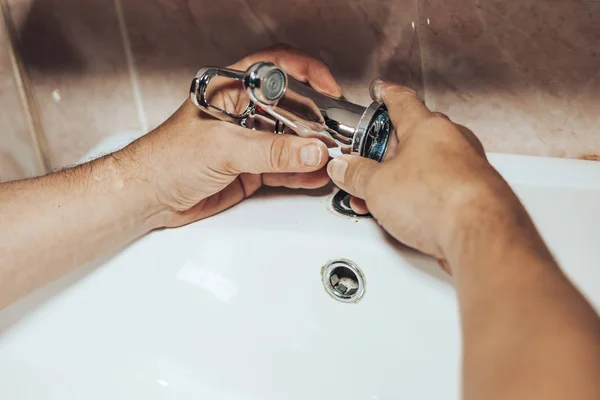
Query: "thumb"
227 127 329 174
327 155 380 200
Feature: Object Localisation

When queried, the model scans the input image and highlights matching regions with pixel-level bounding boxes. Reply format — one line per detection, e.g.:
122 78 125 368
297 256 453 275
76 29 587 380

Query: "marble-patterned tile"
419 0 600 158
119 0 423 129
7 0 142 169
0 3 42 182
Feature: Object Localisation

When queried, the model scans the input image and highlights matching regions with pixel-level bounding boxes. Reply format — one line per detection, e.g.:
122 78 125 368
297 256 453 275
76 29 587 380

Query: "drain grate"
322 259 365 303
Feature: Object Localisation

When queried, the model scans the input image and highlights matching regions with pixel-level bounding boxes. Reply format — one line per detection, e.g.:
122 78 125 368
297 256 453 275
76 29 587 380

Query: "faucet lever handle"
189 66 255 124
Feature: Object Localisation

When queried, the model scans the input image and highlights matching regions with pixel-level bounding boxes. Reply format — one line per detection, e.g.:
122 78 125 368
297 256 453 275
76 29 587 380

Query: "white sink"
1 153 600 400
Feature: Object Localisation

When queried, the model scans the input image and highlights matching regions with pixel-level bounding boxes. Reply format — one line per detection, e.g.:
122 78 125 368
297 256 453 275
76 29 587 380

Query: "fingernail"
301 144 322 167
336 83 343 96
369 79 384 101
328 158 348 183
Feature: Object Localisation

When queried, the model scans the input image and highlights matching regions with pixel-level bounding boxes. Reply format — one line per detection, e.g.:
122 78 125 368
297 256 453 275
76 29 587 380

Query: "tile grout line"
415 0 432 108
114 0 149 134
0 0 52 174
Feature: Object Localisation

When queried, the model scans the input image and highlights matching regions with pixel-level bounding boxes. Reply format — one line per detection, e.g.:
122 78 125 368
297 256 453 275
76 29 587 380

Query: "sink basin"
1 153 600 400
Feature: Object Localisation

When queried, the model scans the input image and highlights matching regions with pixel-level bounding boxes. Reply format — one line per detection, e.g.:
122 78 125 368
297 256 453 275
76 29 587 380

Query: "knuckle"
388 92 423 112
355 164 372 190
270 43 293 51
424 115 456 132
431 112 451 121
385 85 418 99
269 135 290 170
348 161 377 197
364 168 382 198
391 85 417 96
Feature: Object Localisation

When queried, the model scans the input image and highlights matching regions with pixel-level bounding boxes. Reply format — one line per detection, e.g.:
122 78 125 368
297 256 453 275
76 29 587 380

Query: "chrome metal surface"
244 62 288 105
322 259 366 303
190 67 256 125
190 62 393 161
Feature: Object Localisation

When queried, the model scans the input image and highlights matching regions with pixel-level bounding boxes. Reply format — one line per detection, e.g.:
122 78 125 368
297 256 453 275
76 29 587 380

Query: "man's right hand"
328 82 600 400
326 81 529 268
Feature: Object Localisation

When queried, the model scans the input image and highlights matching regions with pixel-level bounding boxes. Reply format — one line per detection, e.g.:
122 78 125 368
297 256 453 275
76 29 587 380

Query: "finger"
262 168 330 189
327 155 380 200
226 127 329 174
231 44 342 97
370 80 431 139
349 196 370 215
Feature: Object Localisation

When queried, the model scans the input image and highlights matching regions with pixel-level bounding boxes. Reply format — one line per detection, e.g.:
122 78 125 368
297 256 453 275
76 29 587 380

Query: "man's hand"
124 44 342 228
0 45 343 308
327 81 600 400
326 80 526 267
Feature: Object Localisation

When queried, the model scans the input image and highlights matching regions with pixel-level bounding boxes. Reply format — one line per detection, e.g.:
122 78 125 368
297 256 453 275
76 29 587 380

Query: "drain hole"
330 266 359 297
322 259 365 303
331 190 372 219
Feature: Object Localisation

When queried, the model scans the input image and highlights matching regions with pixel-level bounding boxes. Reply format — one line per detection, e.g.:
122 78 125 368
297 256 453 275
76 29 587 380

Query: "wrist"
98 146 169 232
441 173 554 273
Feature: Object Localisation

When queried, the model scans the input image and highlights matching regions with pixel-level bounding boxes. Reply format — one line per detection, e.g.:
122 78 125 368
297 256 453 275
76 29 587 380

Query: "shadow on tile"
17 0 421 81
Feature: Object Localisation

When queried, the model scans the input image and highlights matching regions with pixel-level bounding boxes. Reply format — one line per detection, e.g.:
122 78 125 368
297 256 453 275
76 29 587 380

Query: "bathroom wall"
0 0 598 182
422 0 600 158
0 1 43 181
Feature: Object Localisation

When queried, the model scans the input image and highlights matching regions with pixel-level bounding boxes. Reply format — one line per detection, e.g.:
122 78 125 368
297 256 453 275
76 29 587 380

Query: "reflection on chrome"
190 62 392 162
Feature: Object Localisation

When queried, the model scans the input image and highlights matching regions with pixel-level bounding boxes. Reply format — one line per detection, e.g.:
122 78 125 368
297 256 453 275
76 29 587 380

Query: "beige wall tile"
420 0 600 158
119 0 423 129
0 2 41 182
7 0 142 169
6 0 595 167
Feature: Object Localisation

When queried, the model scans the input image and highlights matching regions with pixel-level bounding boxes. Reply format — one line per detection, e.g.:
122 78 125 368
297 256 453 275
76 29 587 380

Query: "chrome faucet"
189 62 392 161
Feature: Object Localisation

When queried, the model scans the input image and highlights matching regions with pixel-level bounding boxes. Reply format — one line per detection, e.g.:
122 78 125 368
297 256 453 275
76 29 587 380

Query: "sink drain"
322 259 365 303
331 190 372 218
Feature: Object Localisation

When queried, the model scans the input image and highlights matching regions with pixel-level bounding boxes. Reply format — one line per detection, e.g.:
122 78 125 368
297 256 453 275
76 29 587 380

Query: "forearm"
0 149 164 309
449 189 600 400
